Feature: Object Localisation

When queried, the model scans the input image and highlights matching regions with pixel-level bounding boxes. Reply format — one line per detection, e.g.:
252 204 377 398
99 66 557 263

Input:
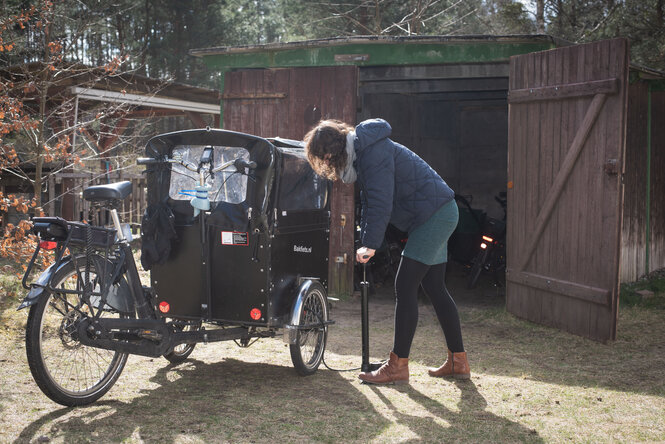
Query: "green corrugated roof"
190 35 561 69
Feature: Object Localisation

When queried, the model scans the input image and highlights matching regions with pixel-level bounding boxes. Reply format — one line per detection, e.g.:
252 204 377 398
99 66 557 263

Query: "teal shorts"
402 200 459 265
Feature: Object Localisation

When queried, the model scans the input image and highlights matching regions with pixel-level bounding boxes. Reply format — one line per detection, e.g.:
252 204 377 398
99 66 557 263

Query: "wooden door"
222 66 358 297
506 39 629 342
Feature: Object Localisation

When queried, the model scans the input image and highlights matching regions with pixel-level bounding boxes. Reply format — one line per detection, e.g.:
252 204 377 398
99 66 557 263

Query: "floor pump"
360 262 383 373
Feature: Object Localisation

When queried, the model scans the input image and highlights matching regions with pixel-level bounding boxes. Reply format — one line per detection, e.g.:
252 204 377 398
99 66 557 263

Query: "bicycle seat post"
110 206 126 242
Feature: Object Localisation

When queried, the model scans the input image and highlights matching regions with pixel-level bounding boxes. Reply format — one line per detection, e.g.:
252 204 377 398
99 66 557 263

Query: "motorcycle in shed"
19 128 334 406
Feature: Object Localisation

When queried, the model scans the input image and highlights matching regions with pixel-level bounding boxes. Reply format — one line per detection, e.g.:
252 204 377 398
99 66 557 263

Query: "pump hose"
314 310 387 373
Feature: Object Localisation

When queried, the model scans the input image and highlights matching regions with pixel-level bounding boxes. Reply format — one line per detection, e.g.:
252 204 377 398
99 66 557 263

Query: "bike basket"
32 217 116 248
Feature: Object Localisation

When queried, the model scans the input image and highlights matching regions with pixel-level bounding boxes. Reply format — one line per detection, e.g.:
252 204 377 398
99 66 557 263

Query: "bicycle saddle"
83 181 133 202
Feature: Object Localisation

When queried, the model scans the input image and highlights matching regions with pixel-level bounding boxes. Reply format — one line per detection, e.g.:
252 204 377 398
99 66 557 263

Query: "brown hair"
304 119 354 180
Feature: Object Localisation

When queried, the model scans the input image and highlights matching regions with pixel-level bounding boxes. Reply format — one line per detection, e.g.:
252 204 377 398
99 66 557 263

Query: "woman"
304 118 470 385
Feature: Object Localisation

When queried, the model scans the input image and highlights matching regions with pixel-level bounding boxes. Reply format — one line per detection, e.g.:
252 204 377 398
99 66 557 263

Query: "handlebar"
234 159 257 170
136 157 200 172
136 157 160 165
137 156 257 173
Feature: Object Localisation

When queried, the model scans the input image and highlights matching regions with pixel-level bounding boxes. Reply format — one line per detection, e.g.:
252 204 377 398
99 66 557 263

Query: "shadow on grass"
15 358 544 444
15 358 390 443
369 381 543 443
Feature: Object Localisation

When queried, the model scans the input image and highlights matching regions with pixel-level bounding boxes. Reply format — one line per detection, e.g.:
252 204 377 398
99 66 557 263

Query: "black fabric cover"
276 148 328 210
140 202 177 270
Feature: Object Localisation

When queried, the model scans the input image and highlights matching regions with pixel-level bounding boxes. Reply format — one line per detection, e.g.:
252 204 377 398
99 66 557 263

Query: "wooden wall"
621 84 665 282
222 66 358 297
223 67 355 140
649 90 665 276
621 82 649 282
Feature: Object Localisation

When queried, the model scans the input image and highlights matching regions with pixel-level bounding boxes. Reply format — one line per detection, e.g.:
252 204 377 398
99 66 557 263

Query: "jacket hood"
355 119 392 151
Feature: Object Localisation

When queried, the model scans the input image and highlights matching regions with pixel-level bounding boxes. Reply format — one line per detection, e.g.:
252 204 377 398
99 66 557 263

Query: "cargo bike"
19 128 334 406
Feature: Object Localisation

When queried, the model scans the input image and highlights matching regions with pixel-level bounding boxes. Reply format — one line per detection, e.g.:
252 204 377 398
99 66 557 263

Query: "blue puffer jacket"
354 119 455 250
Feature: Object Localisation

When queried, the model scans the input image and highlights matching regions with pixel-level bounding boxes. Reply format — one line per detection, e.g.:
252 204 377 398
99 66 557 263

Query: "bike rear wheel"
25 258 129 406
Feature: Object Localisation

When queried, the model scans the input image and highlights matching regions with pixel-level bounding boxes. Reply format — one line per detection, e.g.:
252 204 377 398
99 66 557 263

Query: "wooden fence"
47 172 147 231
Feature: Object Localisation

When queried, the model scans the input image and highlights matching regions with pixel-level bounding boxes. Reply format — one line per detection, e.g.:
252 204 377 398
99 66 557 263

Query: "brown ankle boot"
428 350 470 380
358 351 409 385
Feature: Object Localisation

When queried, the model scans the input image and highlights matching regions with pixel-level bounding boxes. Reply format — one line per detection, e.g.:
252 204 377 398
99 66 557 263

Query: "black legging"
393 256 464 358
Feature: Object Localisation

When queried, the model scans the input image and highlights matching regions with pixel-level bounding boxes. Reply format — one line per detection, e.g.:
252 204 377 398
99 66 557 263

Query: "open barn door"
222 66 358 298
506 39 629 342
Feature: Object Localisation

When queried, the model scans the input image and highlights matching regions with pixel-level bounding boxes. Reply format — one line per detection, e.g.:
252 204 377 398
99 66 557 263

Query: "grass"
0 264 28 341
620 268 665 309
0 263 664 443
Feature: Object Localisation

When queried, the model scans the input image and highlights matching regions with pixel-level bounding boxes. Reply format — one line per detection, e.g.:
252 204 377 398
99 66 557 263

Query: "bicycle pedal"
137 329 163 341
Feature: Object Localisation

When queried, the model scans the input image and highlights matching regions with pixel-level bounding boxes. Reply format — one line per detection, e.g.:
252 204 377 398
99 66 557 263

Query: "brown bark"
536 0 545 33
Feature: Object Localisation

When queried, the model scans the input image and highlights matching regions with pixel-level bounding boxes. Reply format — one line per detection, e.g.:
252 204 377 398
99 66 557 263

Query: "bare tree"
0 1 166 266
283 0 483 38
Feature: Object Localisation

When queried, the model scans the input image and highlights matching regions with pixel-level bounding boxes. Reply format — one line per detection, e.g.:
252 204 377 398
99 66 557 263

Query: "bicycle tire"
467 249 488 289
164 321 201 364
25 257 129 406
289 282 328 376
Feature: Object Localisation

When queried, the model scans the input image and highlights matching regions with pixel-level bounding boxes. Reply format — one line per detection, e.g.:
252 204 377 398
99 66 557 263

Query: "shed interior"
357 62 510 221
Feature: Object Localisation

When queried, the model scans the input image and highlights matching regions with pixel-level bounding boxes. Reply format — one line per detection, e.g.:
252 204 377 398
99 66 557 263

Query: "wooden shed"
191 35 665 342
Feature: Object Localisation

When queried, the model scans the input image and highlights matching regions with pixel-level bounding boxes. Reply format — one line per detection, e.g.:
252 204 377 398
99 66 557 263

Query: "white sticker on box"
221 231 249 246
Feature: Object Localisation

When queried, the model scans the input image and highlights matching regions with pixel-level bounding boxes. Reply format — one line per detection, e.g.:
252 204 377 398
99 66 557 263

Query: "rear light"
159 301 170 313
39 240 58 250
250 308 262 320
482 235 494 243
480 243 488 250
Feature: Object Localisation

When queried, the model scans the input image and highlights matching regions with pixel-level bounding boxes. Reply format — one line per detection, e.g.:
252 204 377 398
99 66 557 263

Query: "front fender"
17 258 71 310
283 279 326 344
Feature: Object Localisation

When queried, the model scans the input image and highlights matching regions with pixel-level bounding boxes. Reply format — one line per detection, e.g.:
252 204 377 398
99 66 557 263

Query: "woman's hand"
356 247 375 264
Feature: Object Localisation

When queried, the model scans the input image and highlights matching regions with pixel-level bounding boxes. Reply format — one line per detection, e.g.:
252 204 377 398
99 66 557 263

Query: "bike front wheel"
289 282 328 376
467 248 489 289
25 258 129 406
164 320 201 364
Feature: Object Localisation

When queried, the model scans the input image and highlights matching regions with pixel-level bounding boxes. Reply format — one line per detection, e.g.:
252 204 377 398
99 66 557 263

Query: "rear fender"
17 258 70 310
17 256 135 314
